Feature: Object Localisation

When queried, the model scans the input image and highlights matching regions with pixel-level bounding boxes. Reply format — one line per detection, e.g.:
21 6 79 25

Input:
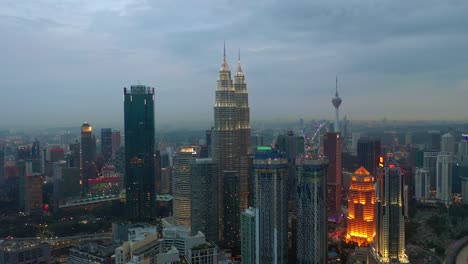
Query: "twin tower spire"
221 42 243 75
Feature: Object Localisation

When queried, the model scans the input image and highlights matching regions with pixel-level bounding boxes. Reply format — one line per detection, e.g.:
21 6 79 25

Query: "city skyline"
1 1 468 129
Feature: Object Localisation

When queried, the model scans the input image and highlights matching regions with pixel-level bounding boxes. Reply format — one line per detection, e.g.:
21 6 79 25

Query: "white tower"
331 76 342 133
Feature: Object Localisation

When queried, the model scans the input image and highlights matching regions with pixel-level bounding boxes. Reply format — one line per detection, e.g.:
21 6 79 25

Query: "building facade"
212 47 250 248
357 137 381 178
254 148 288 263
296 157 329 263
323 132 342 214
372 157 408 263
436 153 453 205
101 128 113 164
124 85 156 221
241 207 257 264
346 167 376 246
190 158 219 243
173 146 197 228
415 168 430 201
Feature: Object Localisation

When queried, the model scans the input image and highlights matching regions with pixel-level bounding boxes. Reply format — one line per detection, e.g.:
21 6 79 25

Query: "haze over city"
1 0 467 129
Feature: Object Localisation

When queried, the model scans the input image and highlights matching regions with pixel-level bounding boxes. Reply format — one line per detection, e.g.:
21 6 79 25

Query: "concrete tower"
331 76 342 133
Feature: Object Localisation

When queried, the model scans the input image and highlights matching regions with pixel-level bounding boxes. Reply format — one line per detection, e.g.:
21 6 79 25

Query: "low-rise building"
68 241 116 264
0 240 51 264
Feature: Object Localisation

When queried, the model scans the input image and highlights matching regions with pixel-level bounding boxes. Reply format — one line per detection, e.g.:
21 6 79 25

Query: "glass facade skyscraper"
123 85 155 221
101 128 112 164
254 148 288 264
296 157 329 264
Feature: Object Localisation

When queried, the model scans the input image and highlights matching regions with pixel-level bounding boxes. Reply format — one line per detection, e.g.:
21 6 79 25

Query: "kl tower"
332 76 342 132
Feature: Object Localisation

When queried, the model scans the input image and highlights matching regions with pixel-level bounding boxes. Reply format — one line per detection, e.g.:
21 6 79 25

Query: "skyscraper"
81 122 97 196
436 153 452 205
69 141 80 168
234 51 251 214
173 146 197 228
441 132 455 154
213 45 250 248
357 137 381 177
241 207 257 264
429 130 441 151
101 128 113 164
372 156 408 263
124 85 156 221
254 147 288 263
332 77 342 133
111 130 121 161
323 132 342 214
191 158 218 243
276 131 305 201
346 167 376 246
296 157 329 263
414 168 430 201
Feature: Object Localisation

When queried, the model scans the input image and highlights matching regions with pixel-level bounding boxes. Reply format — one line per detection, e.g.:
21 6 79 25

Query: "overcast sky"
1 0 467 129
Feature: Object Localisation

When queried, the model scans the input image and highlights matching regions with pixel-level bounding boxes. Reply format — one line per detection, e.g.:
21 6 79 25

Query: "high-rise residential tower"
436 153 453 205
254 147 288 263
111 130 121 160
101 128 112 164
213 45 250 248
124 85 155 221
372 156 408 263
415 168 430 201
296 157 329 263
173 146 197 228
441 132 455 154
323 132 342 214
346 167 376 246
81 123 97 195
332 77 342 133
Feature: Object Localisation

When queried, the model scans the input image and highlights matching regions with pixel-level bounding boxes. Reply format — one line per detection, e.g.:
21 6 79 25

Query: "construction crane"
301 120 329 156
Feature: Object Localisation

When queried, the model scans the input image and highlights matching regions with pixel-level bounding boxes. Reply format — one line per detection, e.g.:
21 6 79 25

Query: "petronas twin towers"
213 45 251 248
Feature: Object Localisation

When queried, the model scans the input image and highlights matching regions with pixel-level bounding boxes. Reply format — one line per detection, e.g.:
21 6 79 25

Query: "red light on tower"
43 204 49 211
389 164 395 169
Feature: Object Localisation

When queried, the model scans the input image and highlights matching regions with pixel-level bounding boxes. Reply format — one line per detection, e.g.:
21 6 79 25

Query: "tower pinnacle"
221 41 229 71
236 49 243 74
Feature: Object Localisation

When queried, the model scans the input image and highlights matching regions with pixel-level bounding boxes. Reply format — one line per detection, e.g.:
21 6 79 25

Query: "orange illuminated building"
346 166 376 246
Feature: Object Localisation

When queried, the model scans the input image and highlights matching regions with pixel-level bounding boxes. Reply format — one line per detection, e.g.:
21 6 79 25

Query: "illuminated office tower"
191 158 218 243
124 85 156 221
346 167 376 246
296 157 329 263
173 146 197 228
213 45 250 248
254 147 288 263
372 157 408 263
436 153 452 205
241 207 257 264
415 168 430 201
81 123 97 195
323 132 342 214
101 128 112 164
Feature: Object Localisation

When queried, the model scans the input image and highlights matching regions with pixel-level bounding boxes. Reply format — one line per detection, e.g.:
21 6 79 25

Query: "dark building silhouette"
276 131 304 202
124 85 156 221
357 137 381 177
323 132 342 214
81 123 97 196
101 128 113 164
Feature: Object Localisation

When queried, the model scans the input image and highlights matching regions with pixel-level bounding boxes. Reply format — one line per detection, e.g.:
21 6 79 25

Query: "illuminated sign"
257 146 272 151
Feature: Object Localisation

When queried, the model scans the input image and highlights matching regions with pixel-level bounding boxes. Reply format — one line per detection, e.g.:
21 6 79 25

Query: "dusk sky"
1 0 467 129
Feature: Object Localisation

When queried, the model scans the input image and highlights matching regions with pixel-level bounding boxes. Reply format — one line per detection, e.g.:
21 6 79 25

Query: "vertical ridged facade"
296 157 329 264
213 48 250 249
372 157 408 263
254 149 288 264
173 147 197 228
